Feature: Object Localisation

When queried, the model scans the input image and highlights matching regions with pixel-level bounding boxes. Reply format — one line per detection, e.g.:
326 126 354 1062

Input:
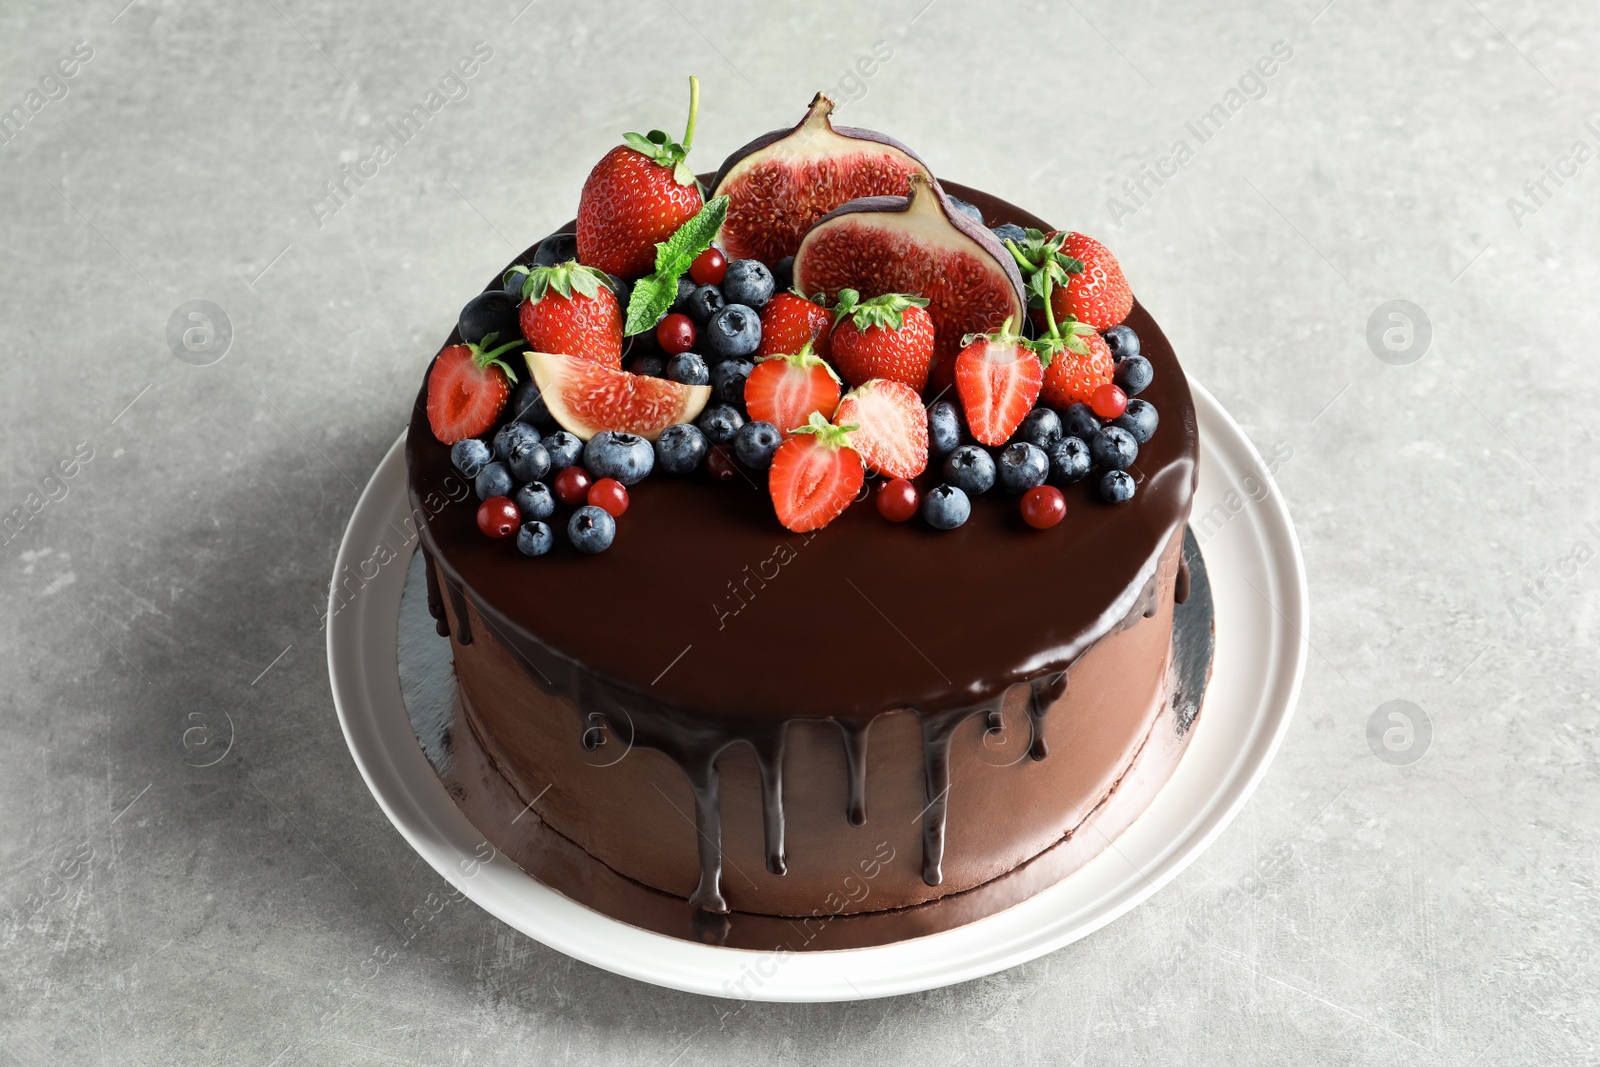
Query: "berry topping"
922 484 971 530
583 430 655 486
577 77 705 279
474 462 514 501
459 289 523 348
516 520 554 557
705 443 739 482
768 413 865 532
734 420 783 469
1040 329 1115 410
587 477 630 517
542 430 583 471
531 232 578 268
450 438 493 479
772 256 795 293
997 441 1049 494
630 353 667 378
476 496 520 539
831 378 929 480
703 303 763 360
1046 436 1092 486
1020 485 1067 529
508 377 558 431
1060 402 1101 440
1089 426 1138 471
518 262 624 367
927 400 964 456
1102 324 1140 362
666 352 711 387
656 312 696 355
942 444 995 496
493 421 541 460
1114 354 1153 397
721 259 775 309
507 439 551 483
744 341 842 437
525 351 710 441
828 290 935 392
876 478 919 523
757 292 833 362
689 245 728 287
568 504 618 554
513 481 555 521
425 333 522 445
698 402 745 444
1112 399 1159 445
1053 232 1133 332
654 423 709 474
1090 382 1128 421
1014 407 1062 451
709 357 754 407
954 317 1045 447
1099 469 1136 504
685 284 726 326
990 222 1027 246
553 466 593 506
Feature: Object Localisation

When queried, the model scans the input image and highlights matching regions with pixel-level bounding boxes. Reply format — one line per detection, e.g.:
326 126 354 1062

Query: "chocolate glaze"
405 182 1199 914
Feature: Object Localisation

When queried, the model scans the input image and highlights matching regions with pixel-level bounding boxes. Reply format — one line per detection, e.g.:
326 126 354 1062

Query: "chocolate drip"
985 709 1005 733
423 549 449 637
753 731 787 876
837 721 869 827
682 751 727 913
1027 671 1068 762
917 711 964 887
444 579 472 645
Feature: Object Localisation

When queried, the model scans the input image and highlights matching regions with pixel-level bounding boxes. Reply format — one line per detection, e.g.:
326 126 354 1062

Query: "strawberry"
828 290 935 392
745 341 842 436
832 378 928 479
757 292 833 362
518 261 623 367
955 318 1044 447
576 77 706 279
768 412 864 532
1040 326 1114 410
1005 228 1132 335
426 333 522 444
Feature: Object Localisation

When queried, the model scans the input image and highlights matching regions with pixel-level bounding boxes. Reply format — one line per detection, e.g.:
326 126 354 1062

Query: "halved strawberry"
955 318 1044 446
1039 326 1114 410
519 261 623 367
828 290 935 392
426 332 521 444
757 292 833 361
831 378 928 479
745 341 842 436
768 413 865 532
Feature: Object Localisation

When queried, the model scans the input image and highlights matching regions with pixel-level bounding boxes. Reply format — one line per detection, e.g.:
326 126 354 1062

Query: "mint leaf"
622 195 730 336
624 273 677 336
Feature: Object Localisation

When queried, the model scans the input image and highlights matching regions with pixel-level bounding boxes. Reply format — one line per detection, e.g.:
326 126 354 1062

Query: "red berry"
476 496 520 538
1090 382 1128 420
1020 485 1067 530
587 477 629 517
705 444 739 482
689 246 727 286
876 478 919 522
553 466 593 506
656 312 696 355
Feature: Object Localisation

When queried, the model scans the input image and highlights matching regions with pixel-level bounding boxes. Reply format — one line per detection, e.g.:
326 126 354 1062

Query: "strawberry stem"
683 75 699 154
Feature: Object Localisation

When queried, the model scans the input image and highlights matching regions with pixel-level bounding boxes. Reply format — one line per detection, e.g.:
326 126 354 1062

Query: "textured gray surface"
2 0 1597 1061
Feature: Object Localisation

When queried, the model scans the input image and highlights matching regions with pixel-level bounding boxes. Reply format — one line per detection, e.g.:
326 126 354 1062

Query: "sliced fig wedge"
709 92 930 264
793 174 1026 365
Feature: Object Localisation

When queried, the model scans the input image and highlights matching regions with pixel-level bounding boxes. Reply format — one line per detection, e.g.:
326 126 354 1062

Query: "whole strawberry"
426 332 522 444
519 261 623 367
757 291 833 362
828 290 934 392
954 317 1044 447
1045 232 1132 332
768 412 864 532
1040 326 1114 410
577 76 706 279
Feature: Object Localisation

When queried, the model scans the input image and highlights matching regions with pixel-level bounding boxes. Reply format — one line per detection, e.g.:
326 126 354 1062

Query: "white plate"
327 381 1307 1002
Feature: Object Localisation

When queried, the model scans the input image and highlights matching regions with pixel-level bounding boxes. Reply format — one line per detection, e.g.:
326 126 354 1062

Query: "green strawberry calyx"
757 340 842 383
621 75 700 188
522 261 614 304
959 316 1060 369
1004 229 1088 343
791 411 857 451
832 289 930 332
462 331 521 383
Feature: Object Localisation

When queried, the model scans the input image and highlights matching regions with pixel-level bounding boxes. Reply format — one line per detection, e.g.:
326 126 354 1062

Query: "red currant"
689 246 727 286
876 478 919 522
587 477 629 517
476 496 520 538
656 312 696 355
553 466 592 506
1020 485 1067 530
1090 382 1128 421
705 444 738 482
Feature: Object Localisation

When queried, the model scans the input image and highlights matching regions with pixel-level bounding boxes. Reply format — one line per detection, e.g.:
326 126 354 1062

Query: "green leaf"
619 195 730 335
625 273 676 336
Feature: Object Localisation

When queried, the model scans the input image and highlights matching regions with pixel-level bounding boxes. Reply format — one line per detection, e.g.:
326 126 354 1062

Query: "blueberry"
698 402 745 444
532 231 577 268
474 461 514 500
583 430 654 486
997 442 1049 494
1046 436 1092 486
606 273 633 316
542 430 583 471
493 421 541 461
508 379 557 431
630 353 667 378
458 289 523 348
1089 426 1138 470
515 520 554 557
568 505 616 554
1099 469 1136 504
655 423 709 474
943 445 995 496
1103 324 1140 363
721 260 775 310
947 196 984 225
507 440 551 483
703 304 762 360
927 400 963 456
686 284 726 326
1014 407 1062 450
1113 399 1159 444
667 352 710 387
1115 355 1153 397
990 223 1027 247
1060 402 1101 440
772 256 794 293
513 481 555 521
450 438 493 479
671 276 698 315
503 266 529 297
922 484 971 530
710 357 753 407
734 420 782 469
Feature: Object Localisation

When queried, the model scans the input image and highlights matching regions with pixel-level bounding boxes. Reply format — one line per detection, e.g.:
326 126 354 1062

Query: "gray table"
4 0 1596 1062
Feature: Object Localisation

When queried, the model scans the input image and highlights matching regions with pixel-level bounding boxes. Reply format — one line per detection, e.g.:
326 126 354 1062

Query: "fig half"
793 174 1026 364
709 92 930 264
